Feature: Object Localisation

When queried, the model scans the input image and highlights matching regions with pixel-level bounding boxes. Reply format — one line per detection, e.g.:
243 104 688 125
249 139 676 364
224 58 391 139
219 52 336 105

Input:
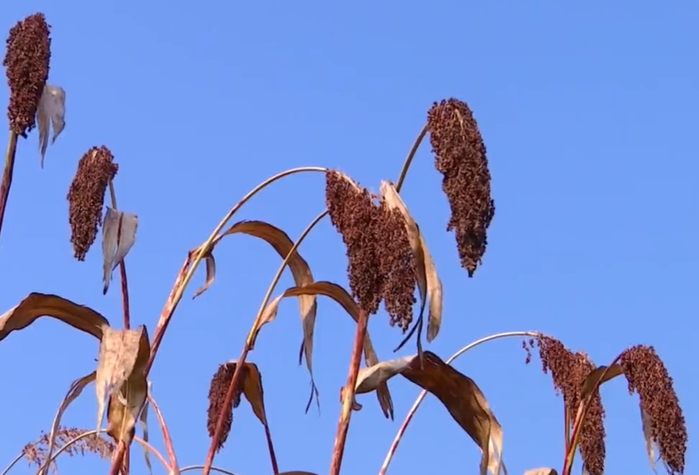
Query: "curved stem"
562 353 623 475
0 130 19 248
201 209 328 475
394 123 428 193
108 180 131 330
0 446 28 475
180 466 239 475
148 392 180 473
378 331 539 475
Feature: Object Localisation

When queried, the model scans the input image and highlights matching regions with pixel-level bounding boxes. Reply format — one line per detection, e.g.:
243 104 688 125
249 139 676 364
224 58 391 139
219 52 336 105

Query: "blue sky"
0 2 696 475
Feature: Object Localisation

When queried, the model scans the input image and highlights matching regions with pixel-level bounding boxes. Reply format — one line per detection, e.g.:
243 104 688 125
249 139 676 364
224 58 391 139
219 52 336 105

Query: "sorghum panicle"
377 202 417 331
427 98 495 276
621 345 687 475
536 335 606 475
325 171 417 331
206 363 244 452
67 146 119 261
3 13 51 137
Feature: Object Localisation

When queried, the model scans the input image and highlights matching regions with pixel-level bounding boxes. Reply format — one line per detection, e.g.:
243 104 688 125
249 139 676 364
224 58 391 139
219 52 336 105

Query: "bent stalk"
378 331 539 475
0 131 19 246
394 123 428 192
201 209 328 475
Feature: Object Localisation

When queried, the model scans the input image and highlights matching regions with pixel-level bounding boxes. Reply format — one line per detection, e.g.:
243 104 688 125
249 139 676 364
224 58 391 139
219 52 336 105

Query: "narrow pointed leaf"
256 281 394 419
421 233 443 342
38 371 97 475
0 293 109 341
400 351 505 475
193 252 217 299
206 220 319 408
37 84 66 167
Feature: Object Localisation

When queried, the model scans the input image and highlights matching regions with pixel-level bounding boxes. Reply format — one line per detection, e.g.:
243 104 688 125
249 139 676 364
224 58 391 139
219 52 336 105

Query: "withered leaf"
640 406 660 473
380 181 443 343
96 325 150 445
192 252 216 299
202 220 319 410
400 351 505 475
523 469 558 475
0 293 109 341
355 356 414 395
580 363 624 399
38 371 97 475
102 208 139 295
258 281 394 419
37 83 66 167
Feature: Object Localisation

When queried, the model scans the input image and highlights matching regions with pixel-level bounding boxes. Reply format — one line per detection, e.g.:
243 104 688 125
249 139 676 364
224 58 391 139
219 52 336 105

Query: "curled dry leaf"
523 469 558 475
96 325 150 445
580 363 624 399
196 220 319 410
380 181 443 342
38 371 97 475
256 281 395 419
359 351 506 475
37 83 66 167
102 207 139 295
0 293 109 342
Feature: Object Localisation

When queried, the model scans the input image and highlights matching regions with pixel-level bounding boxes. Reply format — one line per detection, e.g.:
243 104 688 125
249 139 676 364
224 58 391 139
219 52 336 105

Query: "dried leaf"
0 293 109 341
102 208 139 295
257 281 394 419
140 380 154 475
38 371 97 475
355 356 414 394
37 83 66 167
96 325 150 445
523 469 558 475
192 252 216 299
580 363 624 399
205 220 319 409
640 406 659 473
240 362 268 425
380 181 443 343
401 351 505 475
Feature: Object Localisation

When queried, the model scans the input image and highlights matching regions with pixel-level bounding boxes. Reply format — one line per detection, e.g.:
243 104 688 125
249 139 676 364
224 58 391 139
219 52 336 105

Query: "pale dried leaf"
523 469 558 475
640 406 659 473
38 372 97 475
207 220 318 407
102 208 139 295
257 281 394 419
106 325 150 445
37 84 66 167
421 233 443 342
400 351 505 475
0 293 109 342
192 253 216 299
355 356 413 394
240 362 268 425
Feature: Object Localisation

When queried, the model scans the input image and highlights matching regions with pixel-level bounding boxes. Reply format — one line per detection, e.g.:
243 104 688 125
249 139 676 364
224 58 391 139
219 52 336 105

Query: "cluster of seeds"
3 13 51 137
67 146 119 260
206 362 245 452
325 171 417 331
621 345 687 474
427 98 495 276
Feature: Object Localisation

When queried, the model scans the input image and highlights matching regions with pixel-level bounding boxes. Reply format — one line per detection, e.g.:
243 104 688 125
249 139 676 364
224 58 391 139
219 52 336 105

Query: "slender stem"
0 130 19 246
201 209 328 475
263 421 279 475
180 466 239 475
378 331 539 475
329 308 369 475
108 180 131 329
394 123 428 193
562 354 623 475
148 392 180 473
0 446 28 475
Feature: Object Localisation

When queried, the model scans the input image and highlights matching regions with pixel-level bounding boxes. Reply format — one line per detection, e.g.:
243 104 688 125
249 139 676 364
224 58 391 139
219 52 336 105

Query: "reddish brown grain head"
67 146 119 261
620 345 687 474
325 171 417 331
3 13 51 137
427 98 495 276
206 363 245 453
535 335 606 475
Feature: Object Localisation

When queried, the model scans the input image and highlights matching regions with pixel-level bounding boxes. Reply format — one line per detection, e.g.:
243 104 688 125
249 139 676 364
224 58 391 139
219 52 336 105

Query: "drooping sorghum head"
427 98 495 276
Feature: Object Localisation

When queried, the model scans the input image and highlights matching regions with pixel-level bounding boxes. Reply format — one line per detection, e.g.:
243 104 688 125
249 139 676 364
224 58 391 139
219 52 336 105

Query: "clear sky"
0 2 695 475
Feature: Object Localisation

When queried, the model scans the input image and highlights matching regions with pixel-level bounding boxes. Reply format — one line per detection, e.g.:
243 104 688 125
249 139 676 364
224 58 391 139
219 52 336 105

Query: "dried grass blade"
37 84 66 167
580 363 624 399
0 293 109 342
640 406 659 473
400 351 505 475
270 282 394 419
102 208 138 295
140 381 154 475
38 372 97 475
192 252 217 299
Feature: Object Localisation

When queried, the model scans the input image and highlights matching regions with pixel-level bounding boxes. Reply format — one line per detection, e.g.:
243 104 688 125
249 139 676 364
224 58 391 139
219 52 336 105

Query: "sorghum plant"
0 12 688 475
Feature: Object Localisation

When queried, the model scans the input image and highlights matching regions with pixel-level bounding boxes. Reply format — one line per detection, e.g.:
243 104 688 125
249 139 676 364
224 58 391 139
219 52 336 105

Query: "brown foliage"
67 146 119 261
427 98 495 276
621 345 687 474
23 427 114 470
3 13 51 137
325 171 417 331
